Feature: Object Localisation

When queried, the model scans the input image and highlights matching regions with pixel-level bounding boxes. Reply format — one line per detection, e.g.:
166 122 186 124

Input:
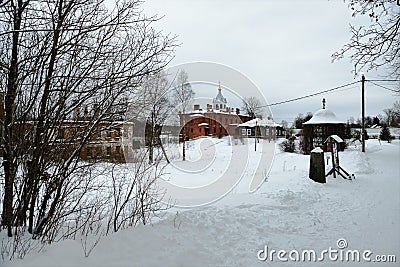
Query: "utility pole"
181 82 186 161
361 74 365 152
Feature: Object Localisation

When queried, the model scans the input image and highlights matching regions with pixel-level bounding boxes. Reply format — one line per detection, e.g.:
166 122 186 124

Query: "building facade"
236 117 283 140
179 84 252 140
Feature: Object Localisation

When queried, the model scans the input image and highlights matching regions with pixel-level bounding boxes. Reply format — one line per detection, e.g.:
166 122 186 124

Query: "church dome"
303 108 345 125
213 82 227 104
303 98 345 125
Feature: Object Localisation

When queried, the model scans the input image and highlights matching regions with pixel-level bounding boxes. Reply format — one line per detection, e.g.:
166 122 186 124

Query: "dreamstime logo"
123 62 276 207
257 238 397 263
336 238 348 249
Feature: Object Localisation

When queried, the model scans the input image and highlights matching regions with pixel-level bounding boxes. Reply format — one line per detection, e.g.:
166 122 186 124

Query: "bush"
280 136 296 153
380 125 392 142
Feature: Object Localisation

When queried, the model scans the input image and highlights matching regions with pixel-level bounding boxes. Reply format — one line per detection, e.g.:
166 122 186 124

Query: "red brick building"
179 84 251 140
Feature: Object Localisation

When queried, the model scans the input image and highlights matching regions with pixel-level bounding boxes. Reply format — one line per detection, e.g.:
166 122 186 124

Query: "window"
106 130 111 138
247 129 252 136
116 146 121 155
241 129 246 135
200 128 202 133
106 146 111 156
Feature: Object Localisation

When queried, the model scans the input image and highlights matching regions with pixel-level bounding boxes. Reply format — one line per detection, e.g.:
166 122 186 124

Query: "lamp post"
255 120 257 151
361 73 365 152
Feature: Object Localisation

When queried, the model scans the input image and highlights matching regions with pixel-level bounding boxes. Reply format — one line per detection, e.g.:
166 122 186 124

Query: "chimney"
236 108 240 115
207 104 212 111
194 104 200 111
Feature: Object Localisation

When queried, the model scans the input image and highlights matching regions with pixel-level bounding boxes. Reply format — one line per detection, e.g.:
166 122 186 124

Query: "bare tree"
0 0 176 241
241 96 265 119
138 72 174 163
332 0 400 75
383 100 400 126
172 70 194 161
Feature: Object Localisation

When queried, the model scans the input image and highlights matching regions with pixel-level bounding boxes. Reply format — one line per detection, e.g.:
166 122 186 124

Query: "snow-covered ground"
4 138 400 266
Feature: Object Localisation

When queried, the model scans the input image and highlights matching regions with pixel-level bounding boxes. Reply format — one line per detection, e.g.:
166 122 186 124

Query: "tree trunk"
158 136 170 164
2 1 26 237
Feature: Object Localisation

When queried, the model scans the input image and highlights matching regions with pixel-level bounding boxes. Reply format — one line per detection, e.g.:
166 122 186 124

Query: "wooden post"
309 147 326 183
361 74 365 152
330 139 336 178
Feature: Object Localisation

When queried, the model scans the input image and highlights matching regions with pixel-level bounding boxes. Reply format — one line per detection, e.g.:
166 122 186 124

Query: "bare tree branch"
332 0 400 77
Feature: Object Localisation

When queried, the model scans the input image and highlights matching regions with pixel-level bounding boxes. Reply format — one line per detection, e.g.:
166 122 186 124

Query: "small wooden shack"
302 99 345 154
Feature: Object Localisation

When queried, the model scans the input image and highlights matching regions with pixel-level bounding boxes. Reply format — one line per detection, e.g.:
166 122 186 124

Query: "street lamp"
361 72 365 152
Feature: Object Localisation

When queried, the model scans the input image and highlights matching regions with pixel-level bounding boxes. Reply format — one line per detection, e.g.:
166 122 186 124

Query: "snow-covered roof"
237 118 281 128
198 123 209 126
184 109 250 116
324 134 344 143
303 109 345 125
238 118 259 127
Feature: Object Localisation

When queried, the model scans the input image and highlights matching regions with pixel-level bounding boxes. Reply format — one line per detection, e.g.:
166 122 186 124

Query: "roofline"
303 122 346 125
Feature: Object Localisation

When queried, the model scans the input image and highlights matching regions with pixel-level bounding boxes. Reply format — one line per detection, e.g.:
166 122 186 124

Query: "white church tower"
212 82 227 110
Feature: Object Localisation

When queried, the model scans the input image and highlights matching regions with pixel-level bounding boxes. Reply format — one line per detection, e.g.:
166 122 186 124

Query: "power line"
368 81 400 93
367 79 400 82
266 81 360 107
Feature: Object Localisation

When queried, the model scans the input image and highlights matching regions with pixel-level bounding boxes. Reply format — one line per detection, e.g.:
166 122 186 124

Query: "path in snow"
6 139 400 267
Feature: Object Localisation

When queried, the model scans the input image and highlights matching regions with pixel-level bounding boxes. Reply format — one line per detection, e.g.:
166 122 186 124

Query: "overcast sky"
138 0 397 124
